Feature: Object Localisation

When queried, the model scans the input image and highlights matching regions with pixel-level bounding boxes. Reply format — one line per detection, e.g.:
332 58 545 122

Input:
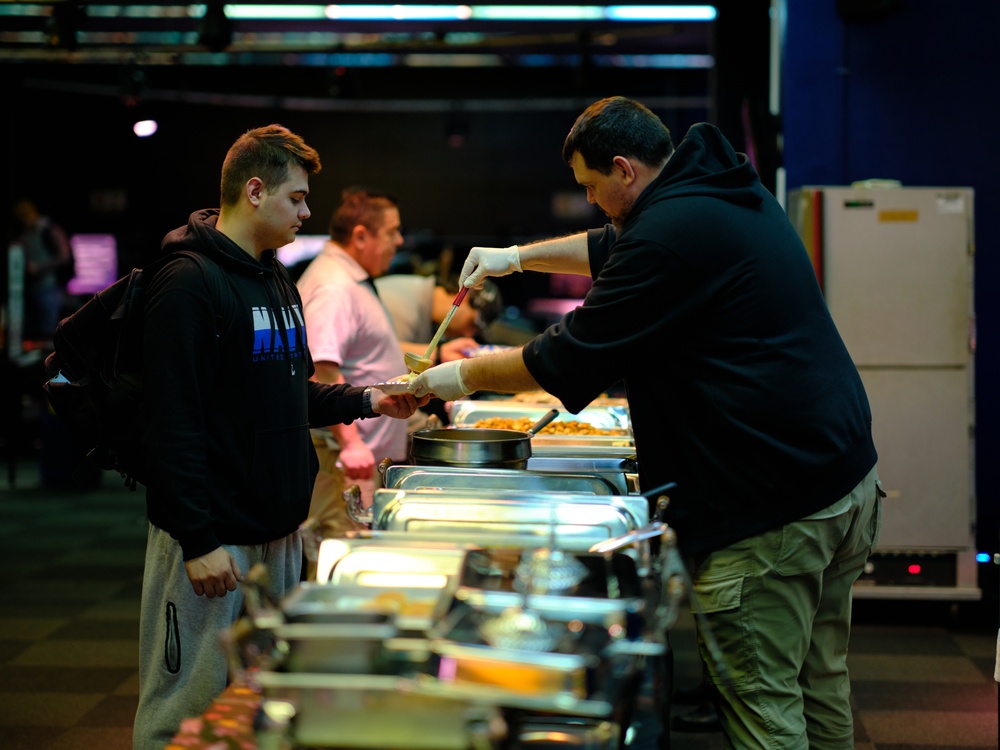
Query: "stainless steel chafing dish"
508 716 620 749
427 598 655 710
526 454 638 474
382 463 627 495
447 401 635 457
314 535 472 588
254 672 506 750
449 400 631 434
229 564 452 676
528 441 637 458
276 620 399 673
362 488 642 549
280 581 452 634
525 454 640 495
451 548 646 631
378 464 644 522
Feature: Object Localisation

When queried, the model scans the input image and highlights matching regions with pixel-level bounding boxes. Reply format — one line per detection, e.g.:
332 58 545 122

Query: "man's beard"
609 194 635 232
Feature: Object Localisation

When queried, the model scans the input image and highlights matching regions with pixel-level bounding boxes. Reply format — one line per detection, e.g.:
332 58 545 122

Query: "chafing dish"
445 402 635 457
280 581 451 633
223 604 400 677
451 549 645 631
449 400 630 434
382 463 626 495
524 454 640 494
368 488 641 548
315 535 472 588
277 620 398 673
254 672 505 750
509 716 620 749
428 602 651 709
528 441 637 458
378 463 644 522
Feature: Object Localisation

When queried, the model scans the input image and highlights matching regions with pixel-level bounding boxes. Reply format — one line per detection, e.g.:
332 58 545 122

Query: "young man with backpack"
131 124 425 750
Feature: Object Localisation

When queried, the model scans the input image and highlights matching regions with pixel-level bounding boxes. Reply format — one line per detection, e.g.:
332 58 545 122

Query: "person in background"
296 188 473 539
411 96 882 750
11 198 73 339
133 126 424 750
374 273 503 347
376 273 503 428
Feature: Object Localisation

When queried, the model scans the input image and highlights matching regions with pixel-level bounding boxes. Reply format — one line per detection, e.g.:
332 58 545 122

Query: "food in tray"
362 591 436 618
472 416 629 436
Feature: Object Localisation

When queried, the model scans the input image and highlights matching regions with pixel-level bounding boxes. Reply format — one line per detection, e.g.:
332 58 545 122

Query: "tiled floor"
0 455 997 750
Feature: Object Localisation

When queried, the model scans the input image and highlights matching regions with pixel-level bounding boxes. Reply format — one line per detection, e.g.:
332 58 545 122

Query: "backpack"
42 250 222 490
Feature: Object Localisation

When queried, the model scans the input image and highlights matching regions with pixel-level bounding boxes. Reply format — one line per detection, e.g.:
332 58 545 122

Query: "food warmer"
241 397 689 749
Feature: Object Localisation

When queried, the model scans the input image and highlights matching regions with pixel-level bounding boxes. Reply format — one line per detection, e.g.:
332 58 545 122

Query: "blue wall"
783 0 1000 557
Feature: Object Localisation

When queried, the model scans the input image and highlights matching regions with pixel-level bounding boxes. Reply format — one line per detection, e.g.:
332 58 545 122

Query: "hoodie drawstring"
257 268 292 378
260 258 307 379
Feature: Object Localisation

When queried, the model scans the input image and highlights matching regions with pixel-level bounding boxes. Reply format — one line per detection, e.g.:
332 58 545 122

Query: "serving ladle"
403 286 470 374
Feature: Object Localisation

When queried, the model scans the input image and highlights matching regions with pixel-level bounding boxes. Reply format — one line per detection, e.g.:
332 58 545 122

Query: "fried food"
472 416 628 436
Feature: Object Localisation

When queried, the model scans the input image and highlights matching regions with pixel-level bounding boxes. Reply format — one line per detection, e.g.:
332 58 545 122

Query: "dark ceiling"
2 2 725 108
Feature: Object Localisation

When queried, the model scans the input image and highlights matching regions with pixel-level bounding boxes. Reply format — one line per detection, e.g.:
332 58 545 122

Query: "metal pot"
409 409 559 469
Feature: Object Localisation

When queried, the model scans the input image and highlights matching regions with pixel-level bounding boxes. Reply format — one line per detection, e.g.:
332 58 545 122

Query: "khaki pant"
688 466 883 750
304 433 372 578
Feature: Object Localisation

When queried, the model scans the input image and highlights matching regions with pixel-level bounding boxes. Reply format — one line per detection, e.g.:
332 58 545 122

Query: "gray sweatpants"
132 523 302 750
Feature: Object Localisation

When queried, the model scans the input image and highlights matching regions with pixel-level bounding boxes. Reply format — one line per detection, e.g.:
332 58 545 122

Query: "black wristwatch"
361 386 377 418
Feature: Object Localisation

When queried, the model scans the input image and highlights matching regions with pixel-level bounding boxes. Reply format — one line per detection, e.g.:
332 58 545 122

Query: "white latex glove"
408 360 473 401
460 245 520 289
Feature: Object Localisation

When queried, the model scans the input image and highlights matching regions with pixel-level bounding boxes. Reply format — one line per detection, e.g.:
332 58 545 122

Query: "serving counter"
181 396 687 749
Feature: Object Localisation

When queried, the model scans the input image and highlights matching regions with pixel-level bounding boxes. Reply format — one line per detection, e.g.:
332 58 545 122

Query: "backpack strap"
176 250 231 327
143 250 234 338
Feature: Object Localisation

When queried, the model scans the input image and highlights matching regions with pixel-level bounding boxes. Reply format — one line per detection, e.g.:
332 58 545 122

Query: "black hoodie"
523 123 877 557
141 209 369 560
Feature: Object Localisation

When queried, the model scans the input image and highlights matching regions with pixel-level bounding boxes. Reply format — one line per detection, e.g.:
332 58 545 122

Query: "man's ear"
247 177 265 206
351 223 368 246
612 155 637 186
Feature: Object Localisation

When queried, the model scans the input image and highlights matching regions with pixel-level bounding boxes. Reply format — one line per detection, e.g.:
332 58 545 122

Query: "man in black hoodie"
411 97 882 750
133 124 424 750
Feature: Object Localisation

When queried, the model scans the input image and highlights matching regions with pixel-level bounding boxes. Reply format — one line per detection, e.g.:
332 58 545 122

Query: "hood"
632 122 765 218
158 209 305 378
158 208 274 277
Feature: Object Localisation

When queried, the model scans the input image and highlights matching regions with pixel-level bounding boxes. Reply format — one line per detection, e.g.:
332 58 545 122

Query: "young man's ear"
246 177 265 206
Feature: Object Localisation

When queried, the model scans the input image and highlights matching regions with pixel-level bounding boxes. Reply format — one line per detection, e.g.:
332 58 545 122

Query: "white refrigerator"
787 185 979 600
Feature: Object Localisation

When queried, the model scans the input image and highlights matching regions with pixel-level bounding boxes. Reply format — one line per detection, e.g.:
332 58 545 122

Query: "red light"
907 564 921 575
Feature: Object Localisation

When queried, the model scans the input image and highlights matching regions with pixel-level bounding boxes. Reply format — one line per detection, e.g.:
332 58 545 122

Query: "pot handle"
376 457 392 493
343 483 373 525
641 481 678 522
587 521 670 554
527 408 560 436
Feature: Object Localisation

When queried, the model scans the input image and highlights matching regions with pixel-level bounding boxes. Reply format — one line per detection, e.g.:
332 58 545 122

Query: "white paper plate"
373 381 414 395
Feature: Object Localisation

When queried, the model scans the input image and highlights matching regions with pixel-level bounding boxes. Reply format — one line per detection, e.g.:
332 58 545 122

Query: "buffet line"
223 396 690 750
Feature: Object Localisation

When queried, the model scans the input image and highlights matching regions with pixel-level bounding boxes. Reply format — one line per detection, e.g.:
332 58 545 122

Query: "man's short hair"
562 96 674 175
220 124 321 207
329 186 399 246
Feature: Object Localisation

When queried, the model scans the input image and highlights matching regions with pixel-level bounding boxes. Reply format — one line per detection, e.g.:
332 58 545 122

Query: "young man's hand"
371 388 428 418
184 547 243 598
